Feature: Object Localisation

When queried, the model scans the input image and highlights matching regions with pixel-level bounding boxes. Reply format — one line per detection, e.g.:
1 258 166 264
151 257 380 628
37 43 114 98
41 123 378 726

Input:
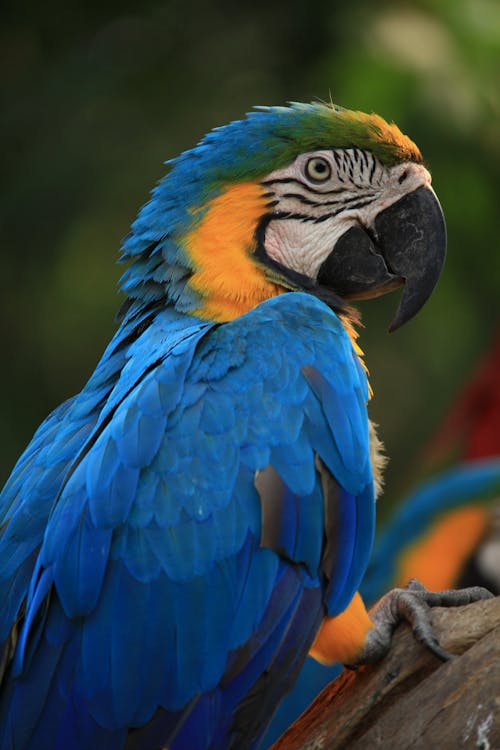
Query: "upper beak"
317 186 447 331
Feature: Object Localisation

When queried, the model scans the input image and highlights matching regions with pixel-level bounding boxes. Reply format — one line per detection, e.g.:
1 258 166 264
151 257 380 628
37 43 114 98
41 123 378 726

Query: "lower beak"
317 186 447 331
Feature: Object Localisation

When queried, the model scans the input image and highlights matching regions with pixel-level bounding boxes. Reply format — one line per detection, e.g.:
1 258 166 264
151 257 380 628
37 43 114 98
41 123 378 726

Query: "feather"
53 506 112 618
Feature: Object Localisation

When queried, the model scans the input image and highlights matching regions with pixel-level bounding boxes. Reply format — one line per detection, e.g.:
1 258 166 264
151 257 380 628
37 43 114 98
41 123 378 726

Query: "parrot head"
121 102 446 331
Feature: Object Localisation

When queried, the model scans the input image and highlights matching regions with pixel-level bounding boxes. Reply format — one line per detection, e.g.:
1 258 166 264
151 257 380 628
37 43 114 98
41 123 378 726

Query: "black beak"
317 186 447 331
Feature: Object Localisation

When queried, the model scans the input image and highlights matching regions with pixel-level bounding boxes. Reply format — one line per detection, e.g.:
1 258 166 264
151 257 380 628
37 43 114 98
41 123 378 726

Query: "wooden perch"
271 596 500 750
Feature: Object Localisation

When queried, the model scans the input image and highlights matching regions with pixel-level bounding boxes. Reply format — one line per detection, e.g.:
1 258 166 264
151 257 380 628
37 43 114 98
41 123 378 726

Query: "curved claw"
391 586 451 662
405 578 494 608
349 578 493 667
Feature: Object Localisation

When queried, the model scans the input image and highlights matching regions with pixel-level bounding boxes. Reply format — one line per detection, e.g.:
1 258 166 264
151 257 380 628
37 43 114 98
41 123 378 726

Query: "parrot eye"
304 156 332 183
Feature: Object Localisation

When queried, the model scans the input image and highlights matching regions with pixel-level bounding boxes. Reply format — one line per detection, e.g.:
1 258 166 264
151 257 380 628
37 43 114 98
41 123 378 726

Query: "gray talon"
349 579 493 666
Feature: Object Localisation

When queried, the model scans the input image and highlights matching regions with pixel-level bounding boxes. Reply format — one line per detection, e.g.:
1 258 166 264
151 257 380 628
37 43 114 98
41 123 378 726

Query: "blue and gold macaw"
0 103 489 750
363 458 500 601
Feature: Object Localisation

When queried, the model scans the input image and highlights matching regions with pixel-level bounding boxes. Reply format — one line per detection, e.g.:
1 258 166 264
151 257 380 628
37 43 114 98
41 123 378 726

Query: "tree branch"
271 597 500 749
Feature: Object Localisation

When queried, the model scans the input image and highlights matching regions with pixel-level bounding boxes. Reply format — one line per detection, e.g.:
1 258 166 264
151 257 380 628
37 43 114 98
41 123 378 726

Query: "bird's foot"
349 578 493 666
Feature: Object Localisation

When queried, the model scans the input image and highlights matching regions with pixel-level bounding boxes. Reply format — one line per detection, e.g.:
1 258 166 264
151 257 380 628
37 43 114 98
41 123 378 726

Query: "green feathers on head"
269 102 423 166
178 102 423 191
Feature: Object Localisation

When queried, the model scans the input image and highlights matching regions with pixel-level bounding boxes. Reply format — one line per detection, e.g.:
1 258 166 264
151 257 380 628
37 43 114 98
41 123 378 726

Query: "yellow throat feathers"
183 182 284 322
182 180 370 391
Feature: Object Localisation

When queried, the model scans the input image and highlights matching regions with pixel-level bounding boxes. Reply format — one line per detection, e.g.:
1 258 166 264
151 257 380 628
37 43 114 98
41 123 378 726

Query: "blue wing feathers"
323 487 357 615
109 567 153 726
85 436 121 503
88 453 140 529
0 292 374 749
0 553 39 643
114 525 161 583
293 484 324 575
52 507 112 618
327 484 374 615
270 432 315 496
13 567 52 677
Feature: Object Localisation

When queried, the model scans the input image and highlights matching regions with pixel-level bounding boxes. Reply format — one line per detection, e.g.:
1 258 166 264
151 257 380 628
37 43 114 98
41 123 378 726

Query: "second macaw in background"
367 328 500 601
263 331 500 748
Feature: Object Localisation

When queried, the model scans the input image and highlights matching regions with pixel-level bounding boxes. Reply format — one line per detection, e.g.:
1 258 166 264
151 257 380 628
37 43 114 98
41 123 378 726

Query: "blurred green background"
1 0 499 510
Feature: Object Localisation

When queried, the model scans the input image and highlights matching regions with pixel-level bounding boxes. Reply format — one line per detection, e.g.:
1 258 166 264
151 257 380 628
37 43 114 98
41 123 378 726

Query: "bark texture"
271 597 500 750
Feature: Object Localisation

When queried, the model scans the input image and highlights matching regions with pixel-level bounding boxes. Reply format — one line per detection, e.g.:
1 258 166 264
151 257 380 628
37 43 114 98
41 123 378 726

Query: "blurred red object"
423 329 500 466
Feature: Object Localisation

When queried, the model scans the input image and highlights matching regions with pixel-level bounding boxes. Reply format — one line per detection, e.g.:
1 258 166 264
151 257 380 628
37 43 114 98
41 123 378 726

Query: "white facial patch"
261 149 432 280
264 216 357 278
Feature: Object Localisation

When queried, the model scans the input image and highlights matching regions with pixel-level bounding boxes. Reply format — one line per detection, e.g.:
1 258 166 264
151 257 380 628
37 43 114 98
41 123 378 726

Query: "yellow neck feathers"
183 182 284 322
181 181 369 393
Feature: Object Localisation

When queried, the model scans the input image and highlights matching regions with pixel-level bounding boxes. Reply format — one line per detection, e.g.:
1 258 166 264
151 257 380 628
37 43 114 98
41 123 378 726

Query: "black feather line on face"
261 176 346 197
280 191 377 209
253 215 353 318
